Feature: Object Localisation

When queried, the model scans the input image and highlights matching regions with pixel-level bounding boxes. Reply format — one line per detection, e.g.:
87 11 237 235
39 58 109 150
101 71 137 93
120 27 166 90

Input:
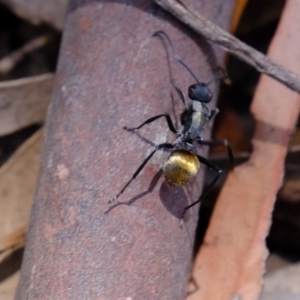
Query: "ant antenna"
153 31 200 84
206 67 228 86
206 75 226 86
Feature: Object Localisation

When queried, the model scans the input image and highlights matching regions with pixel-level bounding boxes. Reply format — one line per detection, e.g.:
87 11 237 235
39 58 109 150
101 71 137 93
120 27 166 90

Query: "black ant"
109 31 233 218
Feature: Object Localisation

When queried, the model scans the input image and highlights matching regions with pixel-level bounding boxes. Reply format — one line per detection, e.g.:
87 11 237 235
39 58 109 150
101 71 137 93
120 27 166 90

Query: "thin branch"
154 0 300 94
0 34 53 74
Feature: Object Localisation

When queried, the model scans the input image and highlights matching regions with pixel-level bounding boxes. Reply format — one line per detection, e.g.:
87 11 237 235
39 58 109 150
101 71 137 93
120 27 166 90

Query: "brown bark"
14 0 234 299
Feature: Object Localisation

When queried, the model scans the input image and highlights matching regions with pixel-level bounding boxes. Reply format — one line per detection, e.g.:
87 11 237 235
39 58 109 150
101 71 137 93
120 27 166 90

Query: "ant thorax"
181 101 211 142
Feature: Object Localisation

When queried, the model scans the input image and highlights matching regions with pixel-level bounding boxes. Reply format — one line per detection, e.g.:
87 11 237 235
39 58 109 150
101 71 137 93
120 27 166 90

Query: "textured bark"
15 0 234 299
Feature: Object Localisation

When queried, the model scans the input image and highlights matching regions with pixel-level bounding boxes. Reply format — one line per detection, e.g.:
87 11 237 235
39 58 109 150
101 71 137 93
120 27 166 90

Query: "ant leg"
124 113 177 134
109 143 174 204
182 156 223 218
199 139 234 170
209 108 219 121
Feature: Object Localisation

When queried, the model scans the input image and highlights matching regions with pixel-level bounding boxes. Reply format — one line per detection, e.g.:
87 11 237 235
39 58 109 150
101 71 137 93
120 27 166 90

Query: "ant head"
188 83 213 103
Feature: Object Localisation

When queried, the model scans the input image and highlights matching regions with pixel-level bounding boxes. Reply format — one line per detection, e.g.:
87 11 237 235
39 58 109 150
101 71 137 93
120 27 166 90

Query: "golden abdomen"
163 150 200 187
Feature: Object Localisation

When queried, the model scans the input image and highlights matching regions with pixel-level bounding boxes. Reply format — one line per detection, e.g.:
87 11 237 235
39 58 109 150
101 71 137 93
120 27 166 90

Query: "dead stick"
0 34 53 74
154 0 300 94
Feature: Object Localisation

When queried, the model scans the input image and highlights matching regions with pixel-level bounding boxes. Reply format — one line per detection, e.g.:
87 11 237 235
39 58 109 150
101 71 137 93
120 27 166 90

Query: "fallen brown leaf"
0 75 52 136
0 0 67 30
230 0 248 33
189 1 300 300
0 130 42 299
260 262 300 300
0 129 42 240
0 272 20 300
0 226 26 255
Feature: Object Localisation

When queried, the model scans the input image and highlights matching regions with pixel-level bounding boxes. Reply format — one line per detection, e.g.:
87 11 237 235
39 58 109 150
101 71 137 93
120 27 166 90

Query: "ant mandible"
109 31 233 218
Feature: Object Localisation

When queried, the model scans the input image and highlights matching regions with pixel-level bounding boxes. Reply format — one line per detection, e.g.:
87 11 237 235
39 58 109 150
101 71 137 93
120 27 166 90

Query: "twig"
0 34 53 74
154 0 300 94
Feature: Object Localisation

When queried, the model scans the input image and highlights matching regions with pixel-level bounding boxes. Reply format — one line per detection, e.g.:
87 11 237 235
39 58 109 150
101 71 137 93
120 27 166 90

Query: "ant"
109 31 233 218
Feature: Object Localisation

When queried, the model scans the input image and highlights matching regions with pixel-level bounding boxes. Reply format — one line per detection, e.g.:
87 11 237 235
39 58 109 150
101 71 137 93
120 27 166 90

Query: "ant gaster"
109 31 233 218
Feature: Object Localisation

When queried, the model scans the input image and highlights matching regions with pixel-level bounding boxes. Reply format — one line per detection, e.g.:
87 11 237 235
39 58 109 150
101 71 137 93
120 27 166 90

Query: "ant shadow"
122 126 157 148
105 166 191 219
159 181 191 219
105 169 163 215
